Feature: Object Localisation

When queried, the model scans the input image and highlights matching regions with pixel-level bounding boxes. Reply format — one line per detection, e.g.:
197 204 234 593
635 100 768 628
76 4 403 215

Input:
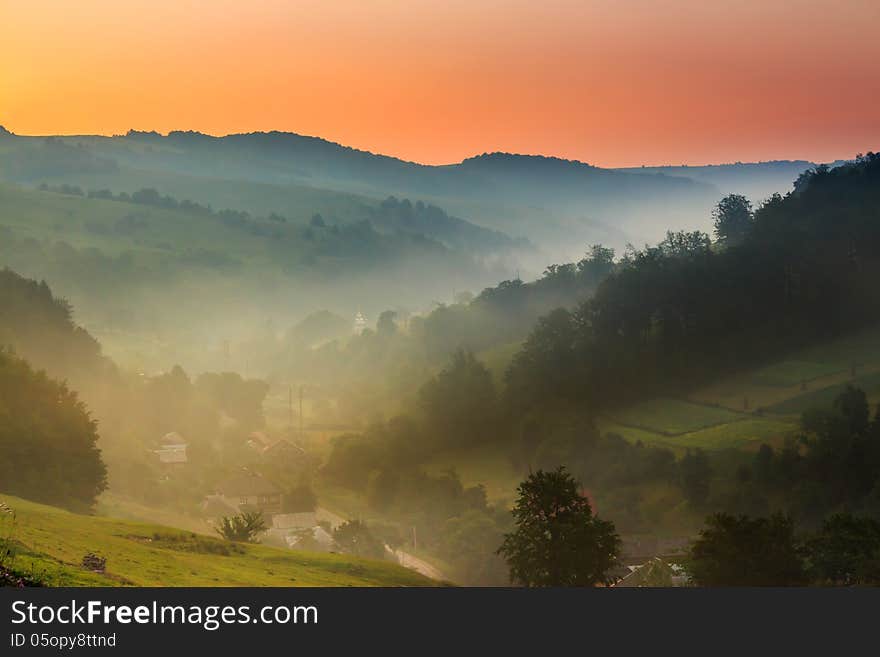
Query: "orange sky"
2 0 878 167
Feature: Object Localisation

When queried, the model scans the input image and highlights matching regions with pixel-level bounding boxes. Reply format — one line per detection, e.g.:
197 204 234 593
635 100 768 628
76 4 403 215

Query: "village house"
613 558 690 587
263 438 306 462
205 472 284 516
257 510 343 553
284 526 334 551
246 431 272 452
271 512 317 531
246 431 308 465
154 431 188 466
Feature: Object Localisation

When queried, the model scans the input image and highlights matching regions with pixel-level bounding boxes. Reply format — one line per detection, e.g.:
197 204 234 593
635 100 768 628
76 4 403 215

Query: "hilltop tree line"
37 183 519 258
369 196 523 252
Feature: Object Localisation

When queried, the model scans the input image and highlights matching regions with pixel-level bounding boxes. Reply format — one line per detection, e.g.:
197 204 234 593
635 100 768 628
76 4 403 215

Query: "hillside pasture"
765 371 880 417
748 359 847 387
655 417 796 451
607 398 746 436
0 495 436 587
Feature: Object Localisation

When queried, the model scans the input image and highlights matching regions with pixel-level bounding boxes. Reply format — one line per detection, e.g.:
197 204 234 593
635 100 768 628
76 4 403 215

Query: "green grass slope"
596 324 880 451
0 495 435 587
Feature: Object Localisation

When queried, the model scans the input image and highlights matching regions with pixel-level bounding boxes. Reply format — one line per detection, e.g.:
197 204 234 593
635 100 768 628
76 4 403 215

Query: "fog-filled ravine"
3 125 879 586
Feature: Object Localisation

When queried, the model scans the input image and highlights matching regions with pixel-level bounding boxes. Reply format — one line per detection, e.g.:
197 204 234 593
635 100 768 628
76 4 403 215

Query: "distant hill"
5 127 851 259
0 128 725 254
613 160 824 202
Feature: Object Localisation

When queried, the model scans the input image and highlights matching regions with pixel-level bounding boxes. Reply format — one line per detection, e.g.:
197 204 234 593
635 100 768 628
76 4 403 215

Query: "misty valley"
2 127 880 588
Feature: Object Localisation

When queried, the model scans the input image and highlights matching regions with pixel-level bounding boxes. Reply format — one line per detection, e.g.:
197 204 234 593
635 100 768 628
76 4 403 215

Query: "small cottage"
271 512 317 531
155 431 188 466
246 432 307 465
208 472 283 515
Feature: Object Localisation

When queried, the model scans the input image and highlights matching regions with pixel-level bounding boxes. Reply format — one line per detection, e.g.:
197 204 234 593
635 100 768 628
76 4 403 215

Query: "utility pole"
288 384 294 428
299 384 304 438
412 526 417 551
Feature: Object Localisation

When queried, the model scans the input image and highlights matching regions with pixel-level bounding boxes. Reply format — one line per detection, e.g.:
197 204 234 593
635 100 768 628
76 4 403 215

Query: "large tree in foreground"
497 467 620 586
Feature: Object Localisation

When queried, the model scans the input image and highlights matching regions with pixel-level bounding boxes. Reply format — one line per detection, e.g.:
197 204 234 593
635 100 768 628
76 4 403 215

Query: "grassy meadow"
0 495 436 587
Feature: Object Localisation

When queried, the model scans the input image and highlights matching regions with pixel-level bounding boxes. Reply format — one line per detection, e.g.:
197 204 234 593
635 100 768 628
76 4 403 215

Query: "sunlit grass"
1 495 436 587
608 398 745 435
657 417 796 450
748 359 847 387
766 371 880 416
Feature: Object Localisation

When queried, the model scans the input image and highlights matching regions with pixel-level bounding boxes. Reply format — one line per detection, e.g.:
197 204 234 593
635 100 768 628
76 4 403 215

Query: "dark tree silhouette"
804 514 880 586
419 349 497 446
687 513 807 586
376 310 398 337
0 349 107 509
497 467 620 586
332 520 386 559
679 448 712 508
712 193 753 244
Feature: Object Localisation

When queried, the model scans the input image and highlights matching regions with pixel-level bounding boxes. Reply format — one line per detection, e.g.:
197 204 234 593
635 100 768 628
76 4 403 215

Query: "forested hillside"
506 154 880 417
0 268 106 381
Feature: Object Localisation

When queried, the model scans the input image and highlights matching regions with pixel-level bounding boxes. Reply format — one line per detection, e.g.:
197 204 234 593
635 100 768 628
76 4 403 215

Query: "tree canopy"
497 467 620 586
0 349 107 508
332 520 386 560
712 193 754 244
215 511 267 543
687 513 807 586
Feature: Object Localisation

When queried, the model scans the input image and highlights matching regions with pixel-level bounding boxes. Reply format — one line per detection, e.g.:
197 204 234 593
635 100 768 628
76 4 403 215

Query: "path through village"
316 507 446 582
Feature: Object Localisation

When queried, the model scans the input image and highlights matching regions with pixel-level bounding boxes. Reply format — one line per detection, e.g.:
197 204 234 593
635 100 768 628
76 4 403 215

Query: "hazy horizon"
0 124 861 170
3 1 877 168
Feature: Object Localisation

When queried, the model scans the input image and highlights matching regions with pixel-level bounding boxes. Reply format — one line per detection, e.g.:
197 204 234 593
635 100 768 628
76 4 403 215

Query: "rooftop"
215 473 283 497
